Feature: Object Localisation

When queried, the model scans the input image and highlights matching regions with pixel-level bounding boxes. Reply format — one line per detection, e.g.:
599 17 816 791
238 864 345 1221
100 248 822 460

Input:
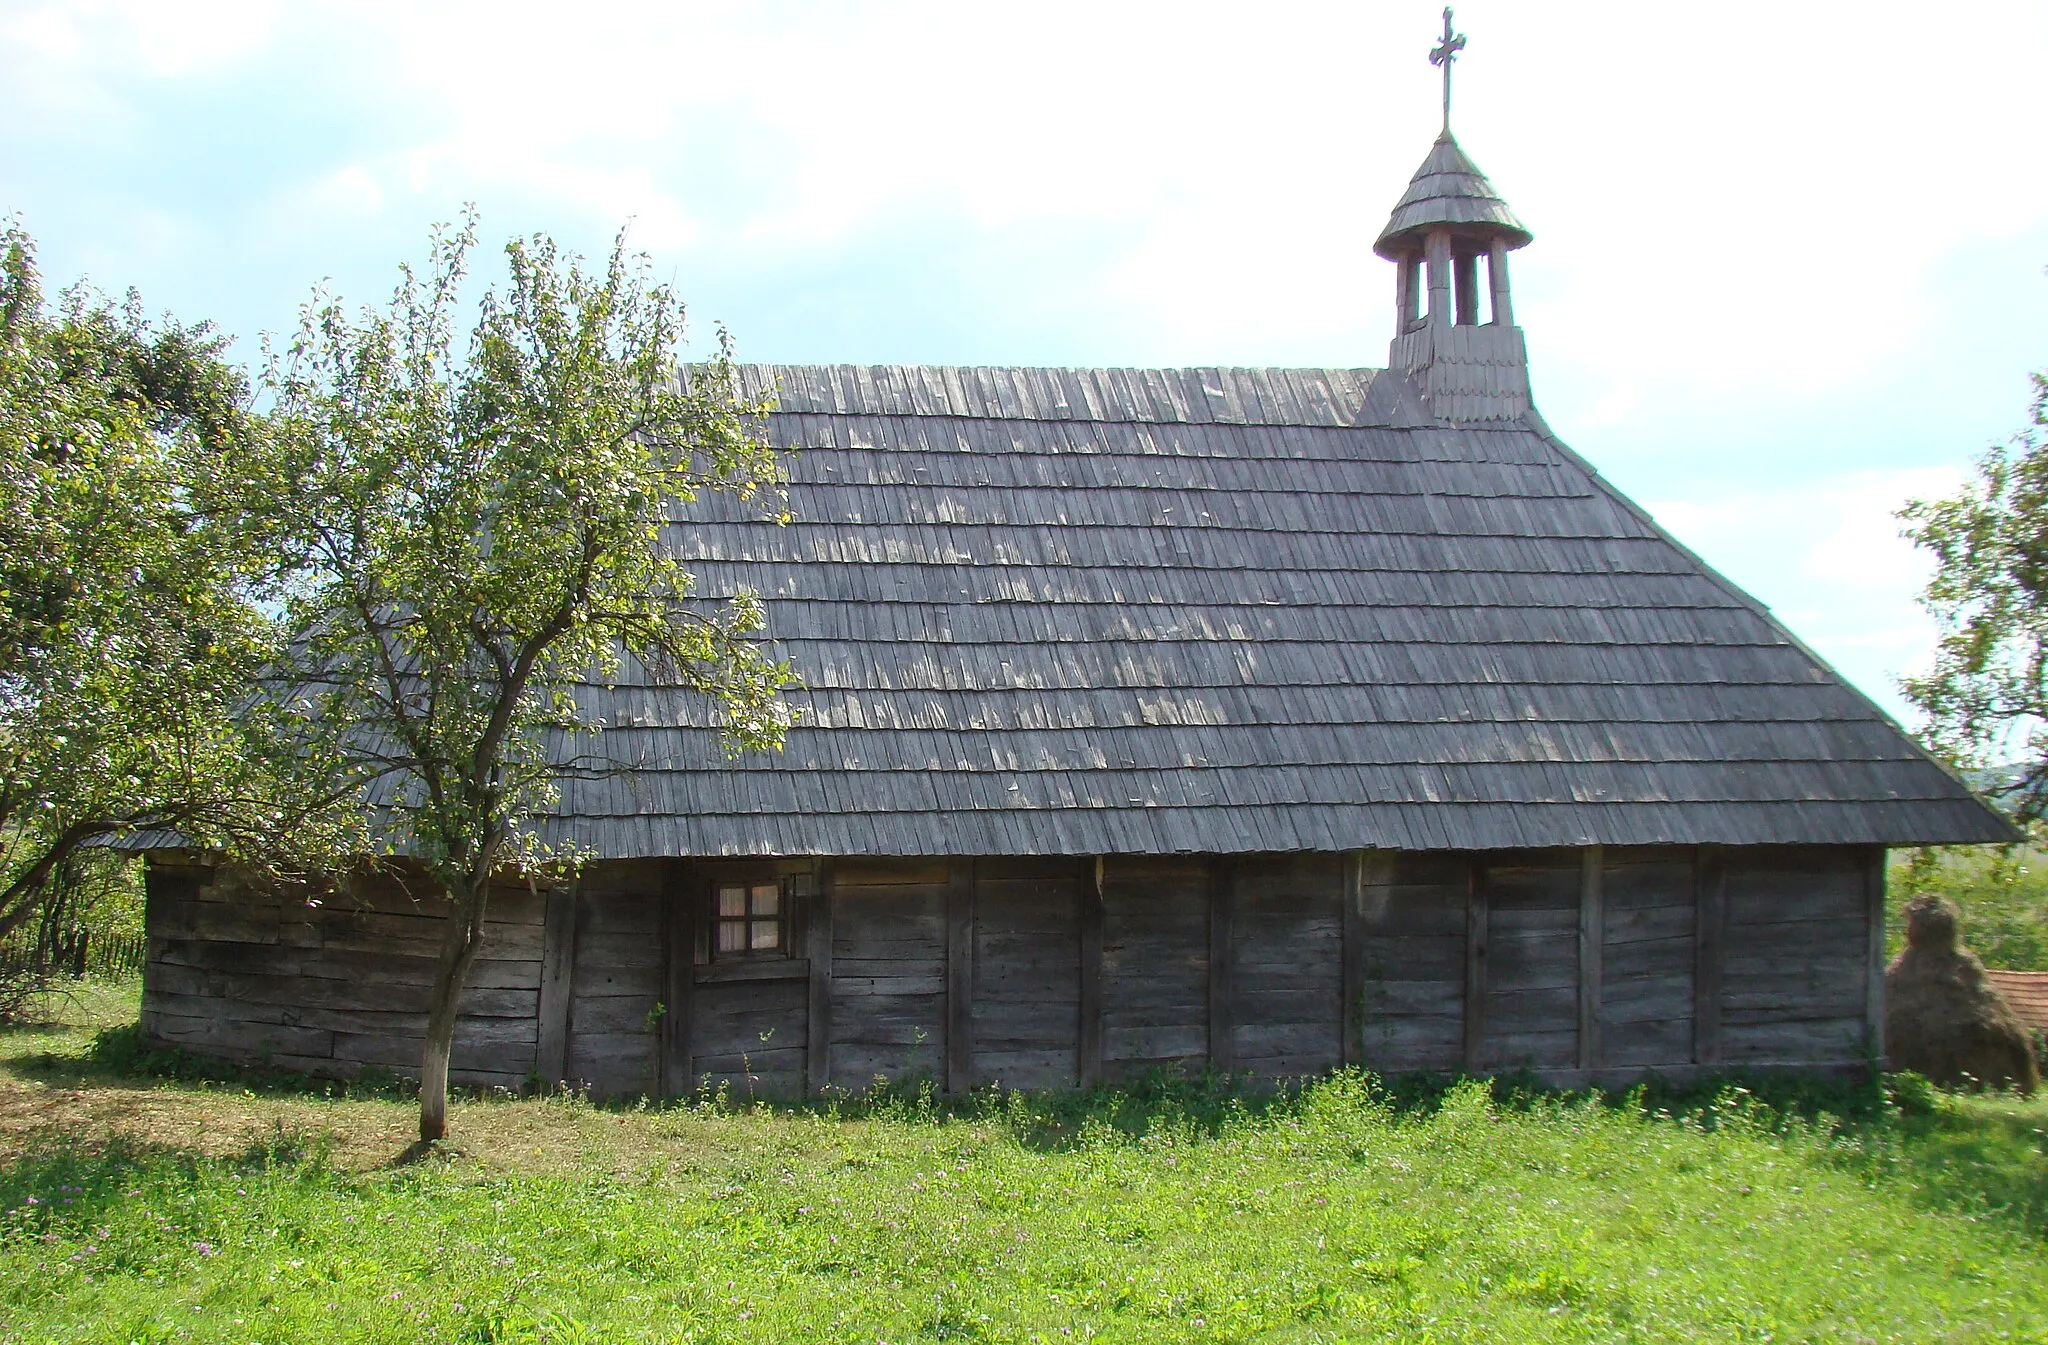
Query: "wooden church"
138 34 2013 1099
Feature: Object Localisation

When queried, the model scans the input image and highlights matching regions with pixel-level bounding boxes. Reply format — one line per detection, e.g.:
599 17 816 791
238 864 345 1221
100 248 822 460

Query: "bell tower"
1373 10 1534 423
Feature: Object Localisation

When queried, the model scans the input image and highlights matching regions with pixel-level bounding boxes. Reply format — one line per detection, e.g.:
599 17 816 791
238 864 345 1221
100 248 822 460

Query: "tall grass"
1 1072 2044 1343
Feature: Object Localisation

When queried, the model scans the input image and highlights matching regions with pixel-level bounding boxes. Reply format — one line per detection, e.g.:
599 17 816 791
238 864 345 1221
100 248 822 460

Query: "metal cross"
1429 8 1467 133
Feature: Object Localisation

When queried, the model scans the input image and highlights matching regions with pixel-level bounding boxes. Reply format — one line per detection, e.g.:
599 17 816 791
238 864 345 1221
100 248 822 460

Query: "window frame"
710 876 789 960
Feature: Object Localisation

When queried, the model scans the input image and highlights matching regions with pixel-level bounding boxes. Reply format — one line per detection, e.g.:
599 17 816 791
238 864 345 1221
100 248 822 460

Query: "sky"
3 0 2045 725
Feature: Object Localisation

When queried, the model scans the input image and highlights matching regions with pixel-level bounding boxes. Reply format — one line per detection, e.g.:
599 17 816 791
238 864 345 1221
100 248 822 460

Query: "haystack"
1885 895 2039 1093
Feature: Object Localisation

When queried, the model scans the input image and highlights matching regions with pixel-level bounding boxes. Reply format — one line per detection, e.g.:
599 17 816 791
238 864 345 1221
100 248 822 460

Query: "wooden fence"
0 927 147 981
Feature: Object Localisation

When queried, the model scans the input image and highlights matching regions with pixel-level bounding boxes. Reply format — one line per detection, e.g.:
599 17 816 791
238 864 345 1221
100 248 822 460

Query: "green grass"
3 992 2048 1342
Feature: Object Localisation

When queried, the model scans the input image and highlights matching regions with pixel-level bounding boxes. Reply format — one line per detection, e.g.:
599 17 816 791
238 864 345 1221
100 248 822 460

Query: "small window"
714 881 785 957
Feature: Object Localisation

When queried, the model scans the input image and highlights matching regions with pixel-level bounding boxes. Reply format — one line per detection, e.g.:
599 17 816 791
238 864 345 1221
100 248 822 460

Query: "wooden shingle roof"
539 364 2013 858
1374 133 1533 259
1985 971 2048 1036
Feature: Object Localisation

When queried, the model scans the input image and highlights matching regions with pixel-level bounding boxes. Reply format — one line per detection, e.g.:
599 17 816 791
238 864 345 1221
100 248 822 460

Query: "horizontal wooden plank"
1364 978 1464 1016
576 894 664 936
563 1035 659 1095
1724 878 1862 925
1600 861 1698 910
835 974 947 997
830 1043 943 1088
691 1045 806 1074
695 958 810 985
1606 933 1693 979
973 1048 1078 1090
1721 918 1869 959
834 858 950 886
179 1014 331 1059
692 1068 806 1100
458 957 543 992
1487 933 1577 985
1489 906 1577 932
1601 972 1693 1020
1359 934 1464 980
1483 1027 1576 1070
1604 905 1693 946
569 995 662 1036
832 1003 947 1046
1104 1024 1207 1060
1487 984 1577 1023
1362 1012 1463 1059
570 962 662 998
1101 999 1208 1029
149 939 303 976
573 859 665 898
572 932 664 971
1101 855 1210 883
1234 986 1341 1020
1719 1017 1865 1063
1356 892 1466 937
151 899 285 946
1602 1018 1693 1068
1230 1020 1339 1061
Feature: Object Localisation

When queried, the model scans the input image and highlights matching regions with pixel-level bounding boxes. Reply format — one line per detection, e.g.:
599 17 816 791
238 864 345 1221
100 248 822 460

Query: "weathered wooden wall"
1100 857 1211 1074
1231 854 1345 1076
143 844 1887 1097
1601 848 1697 1069
141 856 545 1091
827 858 948 1090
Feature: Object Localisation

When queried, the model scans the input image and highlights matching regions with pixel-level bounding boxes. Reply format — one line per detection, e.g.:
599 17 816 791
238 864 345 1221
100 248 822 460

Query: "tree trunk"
419 876 492 1142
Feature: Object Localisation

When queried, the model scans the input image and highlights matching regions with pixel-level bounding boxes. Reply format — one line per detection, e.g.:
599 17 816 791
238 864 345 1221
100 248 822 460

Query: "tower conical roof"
1372 132 1531 260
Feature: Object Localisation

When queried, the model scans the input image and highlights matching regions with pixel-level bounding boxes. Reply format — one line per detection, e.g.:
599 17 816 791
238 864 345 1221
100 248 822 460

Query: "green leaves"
1902 370 2048 823
251 216 794 891
0 221 315 928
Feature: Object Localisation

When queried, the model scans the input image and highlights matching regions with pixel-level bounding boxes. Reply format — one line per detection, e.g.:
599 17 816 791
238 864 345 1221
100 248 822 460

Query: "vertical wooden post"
1462 858 1488 1072
1864 846 1888 1069
1487 239 1513 326
1693 846 1725 1068
662 861 695 1098
534 884 578 1088
1577 846 1604 1074
1078 857 1105 1088
1396 257 1425 335
807 860 834 1096
1341 852 1367 1069
946 858 974 1095
1453 250 1480 326
1208 857 1236 1075
1425 229 1453 328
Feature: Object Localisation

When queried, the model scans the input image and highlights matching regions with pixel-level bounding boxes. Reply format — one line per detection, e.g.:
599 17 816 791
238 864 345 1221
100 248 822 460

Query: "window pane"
717 886 747 919
751 919 779 951
716 920 747 953
750 884 779 917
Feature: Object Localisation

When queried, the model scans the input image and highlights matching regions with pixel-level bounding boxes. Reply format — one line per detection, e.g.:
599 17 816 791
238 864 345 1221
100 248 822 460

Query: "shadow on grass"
9 1024 419 1103
0 1124 335 1242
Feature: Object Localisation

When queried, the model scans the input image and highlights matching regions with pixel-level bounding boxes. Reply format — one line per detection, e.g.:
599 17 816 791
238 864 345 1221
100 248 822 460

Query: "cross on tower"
1429 7 1466 133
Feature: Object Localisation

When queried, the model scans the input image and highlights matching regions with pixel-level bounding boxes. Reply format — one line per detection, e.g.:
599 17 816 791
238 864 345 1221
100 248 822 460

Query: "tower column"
1488 239 1513 327
1454 250 1480 325
1425 228 1453 328
1394 256 1418 335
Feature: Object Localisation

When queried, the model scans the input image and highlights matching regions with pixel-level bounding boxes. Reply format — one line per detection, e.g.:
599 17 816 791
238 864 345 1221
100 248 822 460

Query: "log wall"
141 857 545 1091
142 843 1887 1097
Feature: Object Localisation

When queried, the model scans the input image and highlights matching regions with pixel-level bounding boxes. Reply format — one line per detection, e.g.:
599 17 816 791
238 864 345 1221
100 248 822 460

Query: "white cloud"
1647 465 1969 721
4 0 2043 702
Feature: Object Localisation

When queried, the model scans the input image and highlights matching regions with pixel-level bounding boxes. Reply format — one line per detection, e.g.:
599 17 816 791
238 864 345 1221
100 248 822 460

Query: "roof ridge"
721 364 1389 428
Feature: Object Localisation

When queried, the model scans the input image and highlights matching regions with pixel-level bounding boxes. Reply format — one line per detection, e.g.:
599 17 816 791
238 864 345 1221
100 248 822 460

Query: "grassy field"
0 987 2045 1342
